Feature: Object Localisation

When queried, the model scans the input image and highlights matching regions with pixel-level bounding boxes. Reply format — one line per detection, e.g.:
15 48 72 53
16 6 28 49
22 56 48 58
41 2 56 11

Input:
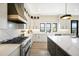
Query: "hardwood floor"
30 41 50 56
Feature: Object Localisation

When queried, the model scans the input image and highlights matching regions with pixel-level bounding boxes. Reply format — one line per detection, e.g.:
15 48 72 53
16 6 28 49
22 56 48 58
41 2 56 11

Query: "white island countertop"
48 34 79 56
0 44 20 56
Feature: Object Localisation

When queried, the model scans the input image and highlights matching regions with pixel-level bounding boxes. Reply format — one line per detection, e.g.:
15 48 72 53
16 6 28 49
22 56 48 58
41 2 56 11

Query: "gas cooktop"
1 37 28 44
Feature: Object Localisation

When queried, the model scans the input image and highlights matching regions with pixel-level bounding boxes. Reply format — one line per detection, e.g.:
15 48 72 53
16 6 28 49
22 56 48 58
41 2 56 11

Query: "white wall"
28 15 70 34
24 11 31 29
28 15 79 34
29 15 59 42
0 3 7 29
0 29 21 42
32 15 58 29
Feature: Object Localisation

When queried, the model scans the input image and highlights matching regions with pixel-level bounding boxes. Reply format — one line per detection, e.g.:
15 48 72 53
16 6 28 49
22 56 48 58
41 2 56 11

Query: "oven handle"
25 45 31 56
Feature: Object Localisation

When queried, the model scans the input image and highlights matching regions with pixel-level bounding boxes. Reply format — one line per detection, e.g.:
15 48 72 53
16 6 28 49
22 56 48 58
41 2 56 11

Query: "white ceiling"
24 3 79 15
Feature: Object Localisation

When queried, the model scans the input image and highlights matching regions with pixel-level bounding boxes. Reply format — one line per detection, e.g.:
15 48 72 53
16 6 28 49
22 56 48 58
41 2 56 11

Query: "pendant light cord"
65 3 67 14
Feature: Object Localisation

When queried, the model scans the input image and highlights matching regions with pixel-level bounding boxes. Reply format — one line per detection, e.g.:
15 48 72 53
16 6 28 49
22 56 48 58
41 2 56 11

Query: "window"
46 23 51 32
40 23 45 32
40 23 51 32
52 23 57 32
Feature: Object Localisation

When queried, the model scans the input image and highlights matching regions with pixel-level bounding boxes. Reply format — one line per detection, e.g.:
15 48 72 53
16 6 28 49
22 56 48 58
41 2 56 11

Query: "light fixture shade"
60 14 72 20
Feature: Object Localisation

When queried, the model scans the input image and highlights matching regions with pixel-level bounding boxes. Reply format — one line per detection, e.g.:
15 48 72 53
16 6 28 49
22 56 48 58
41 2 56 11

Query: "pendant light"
60 3 72 20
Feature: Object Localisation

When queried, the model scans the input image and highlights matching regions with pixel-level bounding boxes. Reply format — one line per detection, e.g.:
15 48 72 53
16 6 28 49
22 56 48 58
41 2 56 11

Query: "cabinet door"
47 37 51 55
56 45 69 56
47 37 56 56
50 42 56 56
48 43 53 55
9 47 20 56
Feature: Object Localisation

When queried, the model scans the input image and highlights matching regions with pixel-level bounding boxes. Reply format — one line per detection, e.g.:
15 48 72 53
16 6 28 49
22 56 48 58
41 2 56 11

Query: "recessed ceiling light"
37 16 39 19
31 16 33 19
34 16 36 19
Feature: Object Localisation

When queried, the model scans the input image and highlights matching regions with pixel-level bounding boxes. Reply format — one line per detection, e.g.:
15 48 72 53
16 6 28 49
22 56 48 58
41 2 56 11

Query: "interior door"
71 20 78 37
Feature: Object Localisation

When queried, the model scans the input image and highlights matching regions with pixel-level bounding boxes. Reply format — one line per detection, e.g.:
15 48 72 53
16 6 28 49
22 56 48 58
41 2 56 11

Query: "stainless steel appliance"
1 36 32 56
21 37 32 56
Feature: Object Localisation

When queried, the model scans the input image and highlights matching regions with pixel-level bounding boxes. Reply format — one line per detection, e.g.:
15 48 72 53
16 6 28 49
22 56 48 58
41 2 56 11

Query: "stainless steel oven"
21 37 32 56
1 36 32 56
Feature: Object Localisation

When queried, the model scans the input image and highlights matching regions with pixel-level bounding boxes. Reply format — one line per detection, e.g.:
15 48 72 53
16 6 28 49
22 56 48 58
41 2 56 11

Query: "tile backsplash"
0 29 21 42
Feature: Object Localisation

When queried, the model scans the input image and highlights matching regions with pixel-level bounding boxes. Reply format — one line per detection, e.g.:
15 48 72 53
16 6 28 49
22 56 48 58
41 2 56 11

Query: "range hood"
8 3 27 24
8 15 27 23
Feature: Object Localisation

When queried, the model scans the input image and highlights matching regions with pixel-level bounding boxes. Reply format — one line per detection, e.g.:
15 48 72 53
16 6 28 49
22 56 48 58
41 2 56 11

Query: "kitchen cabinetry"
47 37 56 55
47 37 69 56
0 44 20 56
9 46 20 56
56 45 69 56
32 33 47 42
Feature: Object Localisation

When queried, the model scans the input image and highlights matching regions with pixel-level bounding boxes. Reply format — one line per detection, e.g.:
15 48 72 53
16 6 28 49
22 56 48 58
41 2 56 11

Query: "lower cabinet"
48 37 56 56
56 45 69 56
9 46 20 56
47 37 70 56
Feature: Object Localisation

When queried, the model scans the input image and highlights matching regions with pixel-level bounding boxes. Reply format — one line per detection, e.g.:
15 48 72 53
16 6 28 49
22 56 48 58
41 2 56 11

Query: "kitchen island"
0 44 20 56
47 34 79 56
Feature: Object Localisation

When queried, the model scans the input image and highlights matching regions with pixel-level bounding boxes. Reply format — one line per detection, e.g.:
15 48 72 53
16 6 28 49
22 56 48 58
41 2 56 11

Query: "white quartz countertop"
0 44 20 56
48 35 79 56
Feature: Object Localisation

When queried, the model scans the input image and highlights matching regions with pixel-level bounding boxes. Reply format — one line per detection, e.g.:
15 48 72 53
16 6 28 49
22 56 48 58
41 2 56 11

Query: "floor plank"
30 41 50 56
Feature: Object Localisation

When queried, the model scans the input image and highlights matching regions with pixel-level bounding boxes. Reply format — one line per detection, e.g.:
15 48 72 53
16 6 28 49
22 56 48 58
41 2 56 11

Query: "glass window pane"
40 23 45 27
40 27 45 32
72 22 77 28
53 24 56 28
46 23 51 27
46 23 51 32
40 23 45 32
52 23 57 32
46 27 51 32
